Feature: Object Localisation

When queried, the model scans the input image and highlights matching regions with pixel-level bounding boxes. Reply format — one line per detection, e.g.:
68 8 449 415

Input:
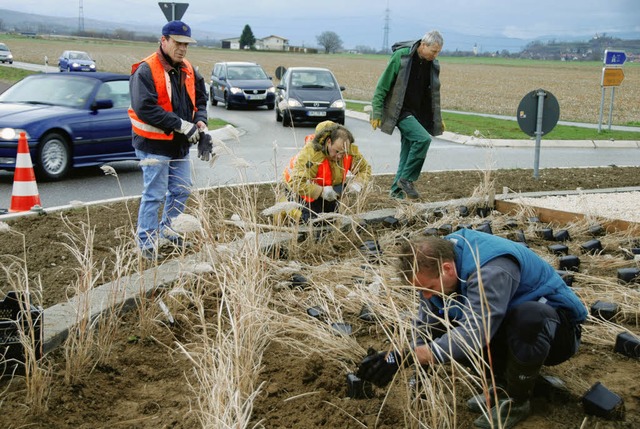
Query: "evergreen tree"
240 25 256 49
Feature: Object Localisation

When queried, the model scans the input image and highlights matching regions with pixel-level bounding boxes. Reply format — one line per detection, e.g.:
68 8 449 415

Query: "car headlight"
90 64 96 69
331 100 346 109
0 128 30 140
229 87 243 94
267 86 276 93
72 62 80 68
6 54 13 59
286 99 303 107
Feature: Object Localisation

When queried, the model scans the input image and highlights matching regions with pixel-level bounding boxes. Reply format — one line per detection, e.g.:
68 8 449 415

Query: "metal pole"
533 89 545 179
597 86 605 133
608 87 615 132
171 3 176 20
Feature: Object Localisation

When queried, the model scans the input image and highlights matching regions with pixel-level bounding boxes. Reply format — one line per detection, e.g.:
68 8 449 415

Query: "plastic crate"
0 291 43 377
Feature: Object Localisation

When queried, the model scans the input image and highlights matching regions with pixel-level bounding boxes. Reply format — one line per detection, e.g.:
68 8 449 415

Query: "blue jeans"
135 149 192 250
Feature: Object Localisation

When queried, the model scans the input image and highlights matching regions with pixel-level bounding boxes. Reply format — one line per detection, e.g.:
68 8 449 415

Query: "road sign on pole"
604 50 627 66
158 2 189 21
517 89 560 179
601 67 625 87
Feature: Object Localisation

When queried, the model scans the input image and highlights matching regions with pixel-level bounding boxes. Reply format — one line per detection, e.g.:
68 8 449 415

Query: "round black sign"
274 65 287 80
517 89 560 137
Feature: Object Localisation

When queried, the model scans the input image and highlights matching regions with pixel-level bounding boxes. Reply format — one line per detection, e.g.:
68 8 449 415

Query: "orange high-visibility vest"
128 53 197 140
284 151 353 202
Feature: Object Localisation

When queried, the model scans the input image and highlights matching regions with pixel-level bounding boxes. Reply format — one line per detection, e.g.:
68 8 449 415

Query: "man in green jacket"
370 30 444 200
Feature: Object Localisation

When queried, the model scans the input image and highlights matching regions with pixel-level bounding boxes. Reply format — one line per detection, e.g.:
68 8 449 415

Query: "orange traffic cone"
9 132 41 213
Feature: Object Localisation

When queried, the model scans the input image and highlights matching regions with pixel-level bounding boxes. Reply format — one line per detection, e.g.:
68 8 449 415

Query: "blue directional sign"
604 50 627 66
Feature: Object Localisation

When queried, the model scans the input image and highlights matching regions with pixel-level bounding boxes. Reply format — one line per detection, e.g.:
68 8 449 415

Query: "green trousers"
390 115 432 196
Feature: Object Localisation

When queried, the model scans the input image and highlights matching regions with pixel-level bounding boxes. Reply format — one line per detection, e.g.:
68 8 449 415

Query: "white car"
0 43 14 64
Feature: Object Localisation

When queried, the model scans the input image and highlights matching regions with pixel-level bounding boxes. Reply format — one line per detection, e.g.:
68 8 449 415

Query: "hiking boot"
160 236 193 251
473 399 531 429
466 385 508 413
397 178 420 199
139 247 158 262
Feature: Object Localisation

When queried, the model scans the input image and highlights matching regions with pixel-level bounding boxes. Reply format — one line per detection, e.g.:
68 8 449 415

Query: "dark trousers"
488 302 581 379
390 115 432 196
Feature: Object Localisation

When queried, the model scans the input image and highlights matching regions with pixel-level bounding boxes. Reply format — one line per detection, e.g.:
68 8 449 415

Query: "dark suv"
209 62 276 110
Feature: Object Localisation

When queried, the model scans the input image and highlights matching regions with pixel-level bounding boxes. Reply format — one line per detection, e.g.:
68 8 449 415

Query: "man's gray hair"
422 30 443 47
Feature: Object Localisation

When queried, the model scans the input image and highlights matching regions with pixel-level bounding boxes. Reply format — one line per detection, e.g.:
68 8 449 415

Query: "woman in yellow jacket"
284 121 371 222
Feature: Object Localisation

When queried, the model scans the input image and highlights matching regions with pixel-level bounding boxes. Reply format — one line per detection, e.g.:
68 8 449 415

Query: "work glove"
370 118 381 130
176 119 200 144
345 181 363 194
321 186 339 202
197 132 213 161
442 120 446 132
356 348 412 388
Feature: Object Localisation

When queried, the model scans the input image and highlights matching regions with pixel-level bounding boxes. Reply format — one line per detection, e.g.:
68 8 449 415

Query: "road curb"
345 110 640 149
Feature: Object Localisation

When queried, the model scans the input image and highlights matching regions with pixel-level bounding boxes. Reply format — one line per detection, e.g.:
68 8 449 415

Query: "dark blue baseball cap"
162 20 197 44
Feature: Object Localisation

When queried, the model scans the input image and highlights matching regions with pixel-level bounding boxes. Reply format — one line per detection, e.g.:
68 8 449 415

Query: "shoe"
397 178 420 199
139 247 158 261
466 386 507 413
473 399 531 429
160 236 193 251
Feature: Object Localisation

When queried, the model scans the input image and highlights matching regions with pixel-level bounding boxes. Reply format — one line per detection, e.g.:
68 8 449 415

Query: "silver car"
0 43 13 64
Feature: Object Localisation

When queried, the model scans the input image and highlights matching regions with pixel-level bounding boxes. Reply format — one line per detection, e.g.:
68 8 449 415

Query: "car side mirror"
219 76 226 81
91 99 114 111
277 84 285 90
340 86 346 91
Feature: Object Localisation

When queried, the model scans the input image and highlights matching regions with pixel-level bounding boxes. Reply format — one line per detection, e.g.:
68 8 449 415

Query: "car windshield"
0 75 97 108
290 70 336 89
0 44 8 52
227 65 268 80
70 52 91 60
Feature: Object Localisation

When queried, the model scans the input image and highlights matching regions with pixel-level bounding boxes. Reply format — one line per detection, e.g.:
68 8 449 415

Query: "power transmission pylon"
381 2 390 53
78 0 85 33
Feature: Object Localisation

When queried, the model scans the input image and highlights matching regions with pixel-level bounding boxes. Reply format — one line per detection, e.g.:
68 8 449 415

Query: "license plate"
246 94 266 100
307 111 326 117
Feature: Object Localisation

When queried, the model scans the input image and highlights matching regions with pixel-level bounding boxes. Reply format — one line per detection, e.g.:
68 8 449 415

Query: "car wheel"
68 65 72 72
282 110 292 127
35 132 71 181
209 90 218 106
267 103 275 110
224 93 233 110
275 107 282 122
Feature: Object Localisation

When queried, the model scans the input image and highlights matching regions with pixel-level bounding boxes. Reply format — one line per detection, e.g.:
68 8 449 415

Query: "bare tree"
316 31 343 54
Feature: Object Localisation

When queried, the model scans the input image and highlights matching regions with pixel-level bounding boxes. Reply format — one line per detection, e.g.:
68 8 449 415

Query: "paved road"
2 104 640 212
2 62 640 212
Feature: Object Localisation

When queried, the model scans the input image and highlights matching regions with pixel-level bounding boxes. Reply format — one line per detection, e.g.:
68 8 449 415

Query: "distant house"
256 35 289 51
221 35 289 51
221 37 241 50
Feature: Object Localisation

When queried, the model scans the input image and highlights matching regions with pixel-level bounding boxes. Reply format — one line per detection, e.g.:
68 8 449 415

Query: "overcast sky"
4 0 640 51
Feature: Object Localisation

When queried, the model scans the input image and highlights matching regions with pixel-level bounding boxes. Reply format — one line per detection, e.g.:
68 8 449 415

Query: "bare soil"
1 167 640 428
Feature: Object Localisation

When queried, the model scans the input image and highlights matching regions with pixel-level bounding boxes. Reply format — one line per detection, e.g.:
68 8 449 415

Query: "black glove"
197 132 213 161
357 348 411 387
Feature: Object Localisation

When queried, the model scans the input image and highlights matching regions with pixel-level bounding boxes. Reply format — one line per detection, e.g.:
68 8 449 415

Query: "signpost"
598 50 626 132
158 2 189 21
517 89 560 179
604 50 627 66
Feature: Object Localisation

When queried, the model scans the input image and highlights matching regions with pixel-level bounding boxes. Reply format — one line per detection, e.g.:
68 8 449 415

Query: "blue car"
0 72 136 181
58 50 97 72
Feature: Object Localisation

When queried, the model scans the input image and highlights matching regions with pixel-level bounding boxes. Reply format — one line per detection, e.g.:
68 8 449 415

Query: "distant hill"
0 8 229 46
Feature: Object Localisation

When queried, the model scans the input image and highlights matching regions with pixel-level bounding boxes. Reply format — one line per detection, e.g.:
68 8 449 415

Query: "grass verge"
346 101 640 141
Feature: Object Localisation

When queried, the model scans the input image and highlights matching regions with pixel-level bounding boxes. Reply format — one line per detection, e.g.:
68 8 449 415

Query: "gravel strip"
510 192 640 223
